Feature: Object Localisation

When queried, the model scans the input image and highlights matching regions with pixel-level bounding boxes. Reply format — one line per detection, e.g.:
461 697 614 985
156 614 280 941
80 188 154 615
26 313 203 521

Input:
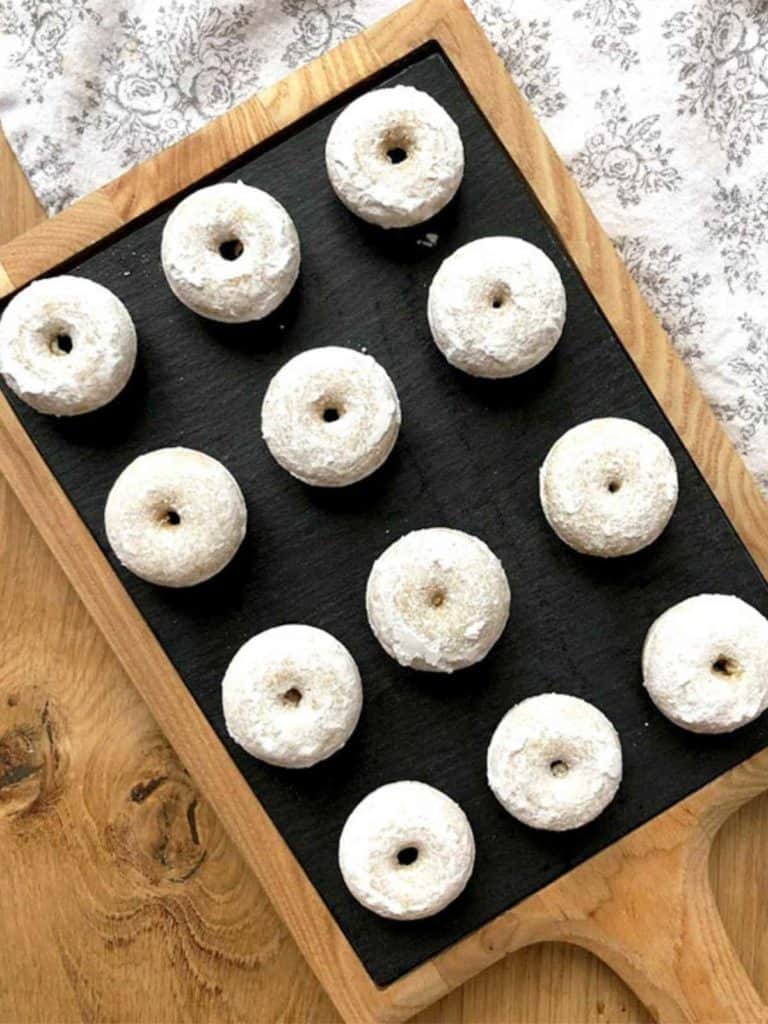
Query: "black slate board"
3 49 768 987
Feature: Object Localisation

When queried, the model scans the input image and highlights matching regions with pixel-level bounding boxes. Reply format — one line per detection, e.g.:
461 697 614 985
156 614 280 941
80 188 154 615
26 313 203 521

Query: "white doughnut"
642 594 768 734
105 447 246 587
539 418 678 557
325 85 464 228
161 182 300 322
338 781 475 920
487 693 622 831
428 237 566 378
0 275 136 416
222 624 362 768
366 527 510 673
261 346 401 487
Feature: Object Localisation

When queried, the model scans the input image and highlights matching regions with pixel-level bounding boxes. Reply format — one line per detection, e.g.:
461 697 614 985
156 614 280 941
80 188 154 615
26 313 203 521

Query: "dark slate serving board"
3 48 767 987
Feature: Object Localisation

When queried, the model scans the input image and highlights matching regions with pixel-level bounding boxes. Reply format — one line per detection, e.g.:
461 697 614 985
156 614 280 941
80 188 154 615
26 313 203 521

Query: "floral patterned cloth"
1 0 767 489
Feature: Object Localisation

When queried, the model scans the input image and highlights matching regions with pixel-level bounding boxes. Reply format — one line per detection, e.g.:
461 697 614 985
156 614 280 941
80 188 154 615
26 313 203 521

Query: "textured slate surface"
3 50 767 987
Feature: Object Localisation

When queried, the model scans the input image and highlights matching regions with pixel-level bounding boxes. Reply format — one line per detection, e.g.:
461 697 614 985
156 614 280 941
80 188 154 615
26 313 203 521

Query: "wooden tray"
2 1 768 1020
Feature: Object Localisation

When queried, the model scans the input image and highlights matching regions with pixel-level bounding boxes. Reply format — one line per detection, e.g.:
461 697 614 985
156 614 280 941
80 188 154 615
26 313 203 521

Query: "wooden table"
1 125 767 1024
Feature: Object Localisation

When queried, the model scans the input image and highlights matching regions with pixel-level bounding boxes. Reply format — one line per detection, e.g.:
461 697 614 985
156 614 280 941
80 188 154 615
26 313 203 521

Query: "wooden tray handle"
557 858 766 1021
435 781 768 1024
523 793 768 1022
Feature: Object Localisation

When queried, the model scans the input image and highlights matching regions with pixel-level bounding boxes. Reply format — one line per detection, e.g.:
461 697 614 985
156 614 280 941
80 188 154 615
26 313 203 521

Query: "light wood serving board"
2 2 768 1020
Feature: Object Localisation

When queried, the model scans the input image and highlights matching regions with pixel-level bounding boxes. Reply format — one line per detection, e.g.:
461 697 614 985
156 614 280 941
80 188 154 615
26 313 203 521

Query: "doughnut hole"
396 845 419 866
314 395 346 424
394 579 455 636
488 281 512 310
218 238 244 261
281 687 302 706
602 465 625 494
50 331 73 356
158 507 181 527
381 129 412 166
712 655 741 679
550 759 569 778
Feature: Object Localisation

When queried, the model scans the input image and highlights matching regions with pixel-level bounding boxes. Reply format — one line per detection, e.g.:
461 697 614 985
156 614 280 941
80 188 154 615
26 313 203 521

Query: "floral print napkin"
1 0 767 490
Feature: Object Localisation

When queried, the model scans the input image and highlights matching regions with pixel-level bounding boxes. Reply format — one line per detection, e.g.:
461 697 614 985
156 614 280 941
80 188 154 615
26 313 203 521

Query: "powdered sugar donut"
366 527 510 673
222 624 362 768
428 237 566 378
487 693 622 831
338 781 475 920
105 447 246 587
0 276 136 416
261 346 401 487
161 181 300 322
540 418 678 557
642 594 768 733
325 85 464 228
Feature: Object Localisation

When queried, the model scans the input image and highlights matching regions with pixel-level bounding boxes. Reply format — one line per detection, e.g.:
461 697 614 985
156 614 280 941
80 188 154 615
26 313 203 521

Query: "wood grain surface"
2 2 768 1019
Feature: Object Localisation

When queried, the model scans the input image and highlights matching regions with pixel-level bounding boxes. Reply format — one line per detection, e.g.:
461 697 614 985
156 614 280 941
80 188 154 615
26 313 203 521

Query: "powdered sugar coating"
261 346 401 487
325 85 464 228
366 527 510 673
222 624 362 768
0 275 136 416
487 693 622 831
338 780 475 920
161 181 300 322
643 594 768 734
539 417 678 557
105 447 246 588
428 237 566 378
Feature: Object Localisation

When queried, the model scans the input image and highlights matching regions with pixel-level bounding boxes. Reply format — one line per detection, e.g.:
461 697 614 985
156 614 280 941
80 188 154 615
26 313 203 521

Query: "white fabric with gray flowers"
1 0 767 488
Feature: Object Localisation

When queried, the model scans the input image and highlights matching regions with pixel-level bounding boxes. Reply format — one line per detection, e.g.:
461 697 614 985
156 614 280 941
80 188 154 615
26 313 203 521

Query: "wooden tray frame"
2 2 768 1020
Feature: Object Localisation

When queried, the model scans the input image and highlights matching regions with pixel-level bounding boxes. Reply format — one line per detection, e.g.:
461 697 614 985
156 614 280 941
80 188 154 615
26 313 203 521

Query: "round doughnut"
428 237 566 378
366 527 510 673
539 417 678 557
261 346 401 487
105 447 246 587
0 275 136 416
642 594 768 733
338 780 475 920
325 85 464 228
487 693 622 831
161 181 300 322
222 624 362 768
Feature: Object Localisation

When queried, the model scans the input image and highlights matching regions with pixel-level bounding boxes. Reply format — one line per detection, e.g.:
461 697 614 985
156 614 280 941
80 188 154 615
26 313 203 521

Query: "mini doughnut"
105 447 246 587
487 693 622 831
325 85 464 228
366 527 510 673
642 594 768 733
222 624 362 768
161 181 300 322
338 780 475 920
428 237 566 378
261 346 401 487
539 417 678 557
0 275 136 416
